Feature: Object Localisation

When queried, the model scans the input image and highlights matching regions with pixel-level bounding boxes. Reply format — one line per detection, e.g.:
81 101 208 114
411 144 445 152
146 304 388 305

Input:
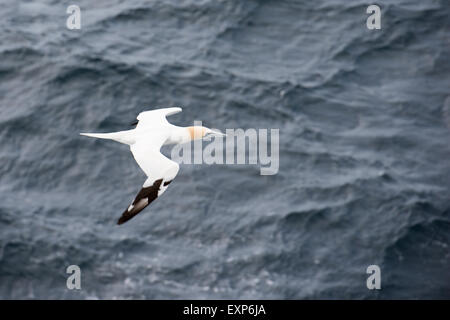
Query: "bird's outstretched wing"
134 107 182 128
117 135 180 225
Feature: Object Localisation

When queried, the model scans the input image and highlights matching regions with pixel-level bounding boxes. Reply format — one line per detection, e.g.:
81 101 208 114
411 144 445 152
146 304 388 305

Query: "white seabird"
80 107 224 225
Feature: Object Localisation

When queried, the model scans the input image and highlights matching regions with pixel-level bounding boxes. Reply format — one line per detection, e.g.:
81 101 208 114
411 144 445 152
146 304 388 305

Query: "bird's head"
187 126 226 141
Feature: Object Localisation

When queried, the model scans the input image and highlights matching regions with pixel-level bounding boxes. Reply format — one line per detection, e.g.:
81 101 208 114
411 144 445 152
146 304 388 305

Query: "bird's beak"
210 129 227 137
203 129 227 140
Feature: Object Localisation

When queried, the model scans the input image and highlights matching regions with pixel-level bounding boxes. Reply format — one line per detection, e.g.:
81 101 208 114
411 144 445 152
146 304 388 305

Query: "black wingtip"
117 209 133 225
130 120 139 126
117 216 125 225
116 179 164 226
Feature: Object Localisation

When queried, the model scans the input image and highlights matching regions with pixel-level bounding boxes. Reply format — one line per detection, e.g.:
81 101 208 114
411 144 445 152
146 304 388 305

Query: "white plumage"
80 107 224 225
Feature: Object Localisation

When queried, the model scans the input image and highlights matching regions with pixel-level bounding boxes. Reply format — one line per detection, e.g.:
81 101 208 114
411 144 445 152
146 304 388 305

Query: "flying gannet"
80 107 224 225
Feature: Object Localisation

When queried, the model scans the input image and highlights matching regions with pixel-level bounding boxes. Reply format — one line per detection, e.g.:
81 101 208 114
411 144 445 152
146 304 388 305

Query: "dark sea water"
1 0 449 299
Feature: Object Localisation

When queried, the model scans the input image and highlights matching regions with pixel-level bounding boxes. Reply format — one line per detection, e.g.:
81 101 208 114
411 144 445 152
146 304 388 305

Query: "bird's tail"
80 131 134 145
80 132 119 139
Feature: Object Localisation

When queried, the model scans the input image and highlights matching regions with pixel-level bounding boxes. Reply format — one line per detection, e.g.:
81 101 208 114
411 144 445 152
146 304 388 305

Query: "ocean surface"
0 0 449 299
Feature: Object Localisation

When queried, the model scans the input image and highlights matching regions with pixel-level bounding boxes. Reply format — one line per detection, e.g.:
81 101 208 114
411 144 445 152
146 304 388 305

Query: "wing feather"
135 107 182 128
117 135 179 225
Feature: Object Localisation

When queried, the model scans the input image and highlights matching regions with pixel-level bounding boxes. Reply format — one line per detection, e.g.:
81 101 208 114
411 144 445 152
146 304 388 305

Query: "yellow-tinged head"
186 126 225 140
